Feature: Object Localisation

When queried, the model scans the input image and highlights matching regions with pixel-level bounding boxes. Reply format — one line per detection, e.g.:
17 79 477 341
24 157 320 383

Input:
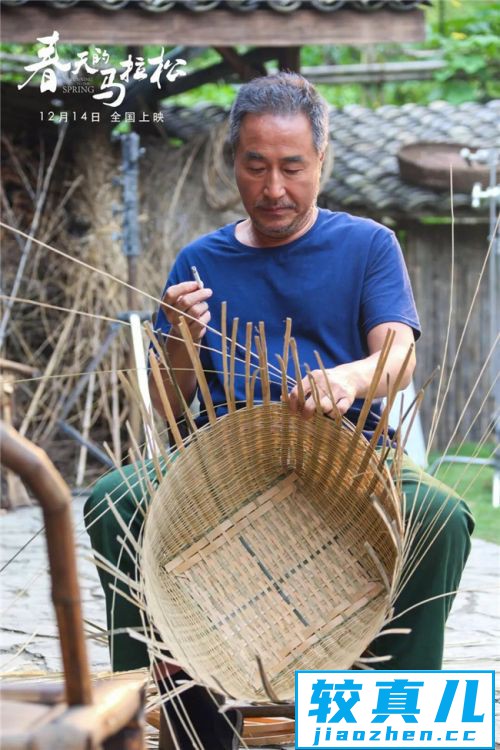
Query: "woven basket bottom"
143 405 399 701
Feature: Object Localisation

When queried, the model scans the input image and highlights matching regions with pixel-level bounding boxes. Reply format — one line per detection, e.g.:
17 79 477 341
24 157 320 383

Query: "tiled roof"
323 100 500 215
160 99 500 216
0 0 429 12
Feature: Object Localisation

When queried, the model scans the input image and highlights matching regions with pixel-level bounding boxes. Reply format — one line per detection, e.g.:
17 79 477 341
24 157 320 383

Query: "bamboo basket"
141 315 404 702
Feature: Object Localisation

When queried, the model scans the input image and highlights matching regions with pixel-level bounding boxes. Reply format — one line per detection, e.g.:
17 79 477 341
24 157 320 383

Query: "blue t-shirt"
153 208 421 435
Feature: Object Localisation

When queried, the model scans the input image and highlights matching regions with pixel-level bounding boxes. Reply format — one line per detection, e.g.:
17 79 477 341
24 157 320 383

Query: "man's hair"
228 72 329 154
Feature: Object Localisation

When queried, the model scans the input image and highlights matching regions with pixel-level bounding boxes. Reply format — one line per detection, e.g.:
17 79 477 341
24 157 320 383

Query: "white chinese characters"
20 32 187 107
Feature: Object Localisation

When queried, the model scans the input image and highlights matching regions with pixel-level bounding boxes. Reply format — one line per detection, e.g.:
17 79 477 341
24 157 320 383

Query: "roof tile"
0 0 429 10
159 98 500 216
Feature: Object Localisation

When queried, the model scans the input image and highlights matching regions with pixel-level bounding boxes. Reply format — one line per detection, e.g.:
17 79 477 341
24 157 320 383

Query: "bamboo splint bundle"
140 314 409 702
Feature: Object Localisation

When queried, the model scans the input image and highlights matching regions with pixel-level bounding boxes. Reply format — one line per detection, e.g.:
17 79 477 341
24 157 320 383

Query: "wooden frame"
1 6 426 45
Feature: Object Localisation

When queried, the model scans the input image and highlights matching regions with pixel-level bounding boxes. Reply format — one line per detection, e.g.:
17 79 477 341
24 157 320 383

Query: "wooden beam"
303 59 446 84
1 6 426 46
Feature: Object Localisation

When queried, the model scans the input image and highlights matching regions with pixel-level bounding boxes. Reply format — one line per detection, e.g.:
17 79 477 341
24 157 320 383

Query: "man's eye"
285 169 301 175
249 167 265 174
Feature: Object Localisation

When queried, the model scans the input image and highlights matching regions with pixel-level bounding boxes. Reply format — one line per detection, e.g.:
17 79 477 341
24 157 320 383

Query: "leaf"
441 80 478 105
459 54 488 74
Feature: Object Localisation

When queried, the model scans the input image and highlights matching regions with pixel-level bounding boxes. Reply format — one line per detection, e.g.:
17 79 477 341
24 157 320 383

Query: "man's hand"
162 280 212 341
289 365 358 420
287 322 416 422
150 280 213 420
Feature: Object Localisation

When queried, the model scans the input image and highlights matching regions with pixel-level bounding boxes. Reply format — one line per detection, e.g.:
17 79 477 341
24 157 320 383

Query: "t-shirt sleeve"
361 230 421 340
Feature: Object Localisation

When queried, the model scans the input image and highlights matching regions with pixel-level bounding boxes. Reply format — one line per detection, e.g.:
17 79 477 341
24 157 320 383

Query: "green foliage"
429 442 499 545
303 2 500 108
1 3 499 109
166 82 237 108
424 1 500 102
434 34 500 101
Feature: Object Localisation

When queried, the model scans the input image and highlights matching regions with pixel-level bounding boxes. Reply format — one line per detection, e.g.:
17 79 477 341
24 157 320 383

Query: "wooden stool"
0 423 148 750
157 699 295 749
0 672 146 750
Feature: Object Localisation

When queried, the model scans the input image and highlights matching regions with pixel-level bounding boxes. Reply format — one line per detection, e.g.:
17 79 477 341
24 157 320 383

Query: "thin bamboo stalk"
245 321 252 409
313 350 342 424
221 301 230 408
111 343 122 461
148 351 185 453
289 337 304 408
281 318 292 402
76 370 96 487
178 318 217 426
0 124 68 348
229 317 239 414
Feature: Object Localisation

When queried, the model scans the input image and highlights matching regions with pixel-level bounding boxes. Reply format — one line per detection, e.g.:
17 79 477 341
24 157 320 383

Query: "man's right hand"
162 280 213 341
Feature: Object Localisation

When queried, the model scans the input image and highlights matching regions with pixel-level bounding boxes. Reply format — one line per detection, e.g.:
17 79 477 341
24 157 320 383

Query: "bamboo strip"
401 389 425 455
254 343 269 407
110 343 122 461
229 317 239 414
221 301 230 408
313 350 342 424
281 318 292 404
368 343 415 451
258 321 271 406
245 321 252 409
355 328 395 436
248 369 258 409
178 318 217 425
304 364 323 417
148 351 185 453
289 338 304 408
19 306 78 436
76 370 96 487
144 322 197 435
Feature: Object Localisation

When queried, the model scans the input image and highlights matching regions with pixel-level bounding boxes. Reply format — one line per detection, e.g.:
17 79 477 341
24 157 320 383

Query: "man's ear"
318 149 326 176
319 145 333 177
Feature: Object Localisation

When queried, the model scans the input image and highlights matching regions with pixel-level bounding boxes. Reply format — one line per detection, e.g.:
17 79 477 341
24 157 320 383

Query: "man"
85 73 473 749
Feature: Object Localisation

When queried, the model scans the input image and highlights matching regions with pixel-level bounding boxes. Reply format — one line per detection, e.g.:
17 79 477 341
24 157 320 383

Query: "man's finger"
163 280 199 303
186 301 209 319
301 394 317 420
189 309 212 339
335 396 352 416
319 394 335 416
288 385 305 413
176 287 212 311
191 309 211 329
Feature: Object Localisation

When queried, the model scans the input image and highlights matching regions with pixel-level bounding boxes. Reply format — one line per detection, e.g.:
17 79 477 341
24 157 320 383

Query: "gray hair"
228 72 329 155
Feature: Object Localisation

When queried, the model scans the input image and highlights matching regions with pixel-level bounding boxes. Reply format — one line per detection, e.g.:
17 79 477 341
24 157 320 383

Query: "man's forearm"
149 332 198 419
334 343 416 402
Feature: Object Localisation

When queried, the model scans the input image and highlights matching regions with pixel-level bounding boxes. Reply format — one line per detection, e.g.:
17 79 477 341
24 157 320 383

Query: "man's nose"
263 170 286 200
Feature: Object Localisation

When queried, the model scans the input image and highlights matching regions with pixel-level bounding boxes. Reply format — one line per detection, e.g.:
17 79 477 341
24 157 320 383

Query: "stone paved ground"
1 498 499 745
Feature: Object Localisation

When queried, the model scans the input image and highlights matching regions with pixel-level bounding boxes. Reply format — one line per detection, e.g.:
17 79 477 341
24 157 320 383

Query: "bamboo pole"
75 370 96 487
0 423 93 707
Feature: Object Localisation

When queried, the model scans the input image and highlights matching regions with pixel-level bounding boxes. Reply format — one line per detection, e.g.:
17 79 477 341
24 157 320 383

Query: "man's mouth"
259 205 294 213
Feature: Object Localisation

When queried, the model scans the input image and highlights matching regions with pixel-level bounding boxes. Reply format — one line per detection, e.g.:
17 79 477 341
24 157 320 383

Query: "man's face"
234 112 324 242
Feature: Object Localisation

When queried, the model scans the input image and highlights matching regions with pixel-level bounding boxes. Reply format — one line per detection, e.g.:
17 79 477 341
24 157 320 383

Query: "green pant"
84 454 473 672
